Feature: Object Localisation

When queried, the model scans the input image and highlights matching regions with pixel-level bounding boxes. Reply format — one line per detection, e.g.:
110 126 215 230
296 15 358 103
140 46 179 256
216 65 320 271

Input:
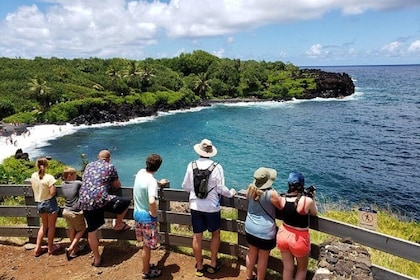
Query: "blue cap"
288 172 305 186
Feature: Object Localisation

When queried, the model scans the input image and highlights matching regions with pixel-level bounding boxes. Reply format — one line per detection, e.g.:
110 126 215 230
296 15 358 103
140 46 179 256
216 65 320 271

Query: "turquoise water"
39 65 420 221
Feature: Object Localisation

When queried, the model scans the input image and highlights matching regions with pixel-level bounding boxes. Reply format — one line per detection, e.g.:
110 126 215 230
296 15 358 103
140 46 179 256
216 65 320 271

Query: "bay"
35 65 420 221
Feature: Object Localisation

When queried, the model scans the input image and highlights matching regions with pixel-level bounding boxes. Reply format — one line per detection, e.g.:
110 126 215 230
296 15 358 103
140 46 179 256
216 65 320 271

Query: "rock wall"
313 237 373 280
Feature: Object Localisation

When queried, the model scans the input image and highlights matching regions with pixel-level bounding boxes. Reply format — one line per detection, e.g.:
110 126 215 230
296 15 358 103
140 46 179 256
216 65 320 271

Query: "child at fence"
276 171 318 280
61 167 86 261
133 153 166 279
245 167 281 280
30 157 60 257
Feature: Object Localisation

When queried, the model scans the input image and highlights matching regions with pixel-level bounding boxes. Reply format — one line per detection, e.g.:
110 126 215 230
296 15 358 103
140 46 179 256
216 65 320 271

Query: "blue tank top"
245 190 277 240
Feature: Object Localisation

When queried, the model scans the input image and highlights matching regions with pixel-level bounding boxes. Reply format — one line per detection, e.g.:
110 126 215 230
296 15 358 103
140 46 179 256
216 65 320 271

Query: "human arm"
148 179 159 218
270 189 282 209
307 197 318 216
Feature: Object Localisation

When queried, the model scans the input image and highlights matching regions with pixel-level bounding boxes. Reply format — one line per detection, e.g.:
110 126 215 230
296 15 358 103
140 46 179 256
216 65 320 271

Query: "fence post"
158 180 171 248
23 180 38 244
236 190 248 262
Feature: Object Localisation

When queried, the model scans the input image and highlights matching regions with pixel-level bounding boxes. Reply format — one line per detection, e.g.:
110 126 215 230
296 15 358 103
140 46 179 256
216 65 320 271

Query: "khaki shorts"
62 209 86 232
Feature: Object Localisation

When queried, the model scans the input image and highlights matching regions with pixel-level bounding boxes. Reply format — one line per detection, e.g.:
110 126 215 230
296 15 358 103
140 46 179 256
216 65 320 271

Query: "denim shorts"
37 197 59 214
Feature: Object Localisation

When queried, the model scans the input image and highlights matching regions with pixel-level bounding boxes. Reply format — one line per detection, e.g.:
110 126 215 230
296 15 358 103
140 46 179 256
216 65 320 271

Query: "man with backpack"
182 138 236 277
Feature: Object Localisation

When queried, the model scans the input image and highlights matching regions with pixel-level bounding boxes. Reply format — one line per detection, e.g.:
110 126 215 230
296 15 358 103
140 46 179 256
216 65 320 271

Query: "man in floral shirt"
79 150 130 267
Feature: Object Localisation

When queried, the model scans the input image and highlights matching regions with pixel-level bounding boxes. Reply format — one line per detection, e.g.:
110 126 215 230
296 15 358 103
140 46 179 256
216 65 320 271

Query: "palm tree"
194 72 211 100
140 66 155 92
122 61 142 90
28 77 51 111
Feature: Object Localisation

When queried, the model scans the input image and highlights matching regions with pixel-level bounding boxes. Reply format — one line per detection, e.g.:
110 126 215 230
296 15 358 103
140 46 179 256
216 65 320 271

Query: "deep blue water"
38 65 420 221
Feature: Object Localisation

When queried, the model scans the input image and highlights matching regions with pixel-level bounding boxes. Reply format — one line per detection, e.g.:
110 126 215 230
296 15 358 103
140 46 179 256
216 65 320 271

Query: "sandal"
142 268 162 279
113 222 130 232
91 256 103 267
48 244 61 255
247 275 257 280
206 262 221 274
34 247 47 258
195 267 206 277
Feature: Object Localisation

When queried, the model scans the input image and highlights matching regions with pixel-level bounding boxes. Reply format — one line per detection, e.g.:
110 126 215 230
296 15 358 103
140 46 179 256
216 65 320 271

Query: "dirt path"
0 239 280 280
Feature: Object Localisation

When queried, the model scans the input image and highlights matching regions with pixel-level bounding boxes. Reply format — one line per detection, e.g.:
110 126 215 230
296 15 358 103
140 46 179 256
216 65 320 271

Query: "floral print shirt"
79 159 119 211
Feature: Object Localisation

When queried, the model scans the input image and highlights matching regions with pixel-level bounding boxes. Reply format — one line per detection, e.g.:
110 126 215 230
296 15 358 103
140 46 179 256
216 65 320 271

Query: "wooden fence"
0 183 418 280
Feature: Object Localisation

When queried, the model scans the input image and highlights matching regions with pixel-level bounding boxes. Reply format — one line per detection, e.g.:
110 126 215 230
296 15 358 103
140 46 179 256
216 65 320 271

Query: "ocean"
2 65 419 221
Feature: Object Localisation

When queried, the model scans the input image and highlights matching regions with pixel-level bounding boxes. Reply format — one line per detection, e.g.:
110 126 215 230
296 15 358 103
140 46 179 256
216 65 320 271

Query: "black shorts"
246 232 276 251
84 196 130 232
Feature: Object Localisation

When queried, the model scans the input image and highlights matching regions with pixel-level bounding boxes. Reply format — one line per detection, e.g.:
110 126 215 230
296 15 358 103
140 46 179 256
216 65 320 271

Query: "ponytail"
36 158 49 179
246 184 264 201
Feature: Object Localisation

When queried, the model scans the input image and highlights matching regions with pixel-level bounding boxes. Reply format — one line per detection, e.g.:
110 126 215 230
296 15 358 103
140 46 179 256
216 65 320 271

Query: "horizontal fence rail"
0 184 418 280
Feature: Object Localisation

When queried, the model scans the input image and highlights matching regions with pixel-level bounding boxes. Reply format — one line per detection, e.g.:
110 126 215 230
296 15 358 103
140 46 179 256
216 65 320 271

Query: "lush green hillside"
0 51 353 125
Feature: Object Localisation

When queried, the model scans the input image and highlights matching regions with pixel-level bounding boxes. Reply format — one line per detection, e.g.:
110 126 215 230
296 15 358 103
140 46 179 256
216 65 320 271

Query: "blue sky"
0 0 419 66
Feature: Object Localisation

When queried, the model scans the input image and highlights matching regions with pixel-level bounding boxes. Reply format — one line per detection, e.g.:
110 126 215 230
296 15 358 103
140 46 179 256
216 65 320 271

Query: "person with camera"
276 171 317 280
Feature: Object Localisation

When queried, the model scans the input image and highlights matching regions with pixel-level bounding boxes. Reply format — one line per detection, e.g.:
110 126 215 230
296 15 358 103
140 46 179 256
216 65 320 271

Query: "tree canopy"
0 50 324 124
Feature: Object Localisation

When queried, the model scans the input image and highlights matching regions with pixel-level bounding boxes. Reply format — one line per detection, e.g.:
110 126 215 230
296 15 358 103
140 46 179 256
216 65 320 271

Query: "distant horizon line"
299 63 420 68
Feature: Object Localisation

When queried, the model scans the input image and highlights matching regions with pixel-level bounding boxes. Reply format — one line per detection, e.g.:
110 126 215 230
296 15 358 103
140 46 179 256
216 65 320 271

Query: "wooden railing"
0 183 418 280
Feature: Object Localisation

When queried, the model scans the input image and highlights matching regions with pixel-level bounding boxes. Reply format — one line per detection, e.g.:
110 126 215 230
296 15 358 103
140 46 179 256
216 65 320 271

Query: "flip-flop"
206 261 221 274
48 244 61 255
34 247 47 258
91 256 103 267
113 222 130 232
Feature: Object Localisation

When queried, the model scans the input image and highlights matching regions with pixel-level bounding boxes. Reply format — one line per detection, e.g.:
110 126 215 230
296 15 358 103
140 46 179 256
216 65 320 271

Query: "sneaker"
142 268 162 279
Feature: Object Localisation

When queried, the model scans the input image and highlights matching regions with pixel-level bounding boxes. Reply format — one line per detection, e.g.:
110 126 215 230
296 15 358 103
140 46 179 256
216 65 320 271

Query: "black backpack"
192 161 218 199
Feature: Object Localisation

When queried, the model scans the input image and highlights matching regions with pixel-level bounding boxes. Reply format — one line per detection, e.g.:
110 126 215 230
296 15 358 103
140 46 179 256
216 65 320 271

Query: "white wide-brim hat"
193 139 218 158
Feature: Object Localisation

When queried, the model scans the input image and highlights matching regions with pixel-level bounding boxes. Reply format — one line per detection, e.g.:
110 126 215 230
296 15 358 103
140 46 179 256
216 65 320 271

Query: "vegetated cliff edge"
69 69 355 126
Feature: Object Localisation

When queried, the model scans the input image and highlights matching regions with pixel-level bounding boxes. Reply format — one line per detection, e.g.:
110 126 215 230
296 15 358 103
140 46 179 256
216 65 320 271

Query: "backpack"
192 160 218 199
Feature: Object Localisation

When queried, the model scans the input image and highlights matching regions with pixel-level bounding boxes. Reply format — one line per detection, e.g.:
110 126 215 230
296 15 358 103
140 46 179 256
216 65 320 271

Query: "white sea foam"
0 106 207 163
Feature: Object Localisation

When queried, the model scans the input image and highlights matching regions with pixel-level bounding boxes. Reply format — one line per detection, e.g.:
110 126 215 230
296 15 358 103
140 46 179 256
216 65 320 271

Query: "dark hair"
146 154 162 172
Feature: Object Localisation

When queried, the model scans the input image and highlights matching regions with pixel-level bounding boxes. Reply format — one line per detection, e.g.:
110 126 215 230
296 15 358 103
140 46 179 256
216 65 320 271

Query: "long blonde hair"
35 157 49 179
246 184 264 201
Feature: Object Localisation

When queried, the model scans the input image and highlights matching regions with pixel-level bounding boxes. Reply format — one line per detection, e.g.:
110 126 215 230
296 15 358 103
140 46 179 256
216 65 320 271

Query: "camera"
303 185 316 198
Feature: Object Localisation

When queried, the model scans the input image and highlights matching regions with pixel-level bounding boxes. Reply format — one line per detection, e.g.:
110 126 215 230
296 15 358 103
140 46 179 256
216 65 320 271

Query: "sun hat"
253 167 277 190
193 139 218 157
287 171 305 187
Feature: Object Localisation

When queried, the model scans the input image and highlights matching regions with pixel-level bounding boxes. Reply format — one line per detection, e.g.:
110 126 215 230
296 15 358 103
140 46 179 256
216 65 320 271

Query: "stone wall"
313 237 373 280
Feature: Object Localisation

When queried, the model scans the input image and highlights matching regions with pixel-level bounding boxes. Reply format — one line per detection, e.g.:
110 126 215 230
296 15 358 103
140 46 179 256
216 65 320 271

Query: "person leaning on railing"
276 172 318 280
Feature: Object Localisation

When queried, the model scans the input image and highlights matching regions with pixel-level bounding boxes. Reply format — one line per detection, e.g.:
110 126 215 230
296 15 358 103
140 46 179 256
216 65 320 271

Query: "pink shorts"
276 224 310 258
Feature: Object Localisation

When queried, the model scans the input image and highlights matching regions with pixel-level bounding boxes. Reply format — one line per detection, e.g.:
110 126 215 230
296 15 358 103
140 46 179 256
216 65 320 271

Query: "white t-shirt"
133 168 158 223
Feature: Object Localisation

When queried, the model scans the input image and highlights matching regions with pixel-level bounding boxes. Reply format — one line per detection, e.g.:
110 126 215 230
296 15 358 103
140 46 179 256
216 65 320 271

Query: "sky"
0 0 419 66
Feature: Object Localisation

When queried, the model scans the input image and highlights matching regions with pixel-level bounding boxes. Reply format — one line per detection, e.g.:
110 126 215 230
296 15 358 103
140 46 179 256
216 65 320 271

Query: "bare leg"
192 232 203 269
256 249 270 280
69 229 86 254
281 250 295 280
295 255 309 280
210 229 221 268
35 213 47 253
142 246 151 274
47 212 58 253
246 244 258 279
88 230 101 265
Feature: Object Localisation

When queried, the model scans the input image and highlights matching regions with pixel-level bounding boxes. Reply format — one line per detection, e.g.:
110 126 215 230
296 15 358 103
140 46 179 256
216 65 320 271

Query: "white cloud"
306 44 329 58
0 0 418 60
381 41 403 55
408 40 420 53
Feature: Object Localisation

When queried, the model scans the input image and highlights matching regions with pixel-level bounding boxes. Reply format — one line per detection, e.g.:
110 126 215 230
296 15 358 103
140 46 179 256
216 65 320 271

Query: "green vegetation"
0 51 316 124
